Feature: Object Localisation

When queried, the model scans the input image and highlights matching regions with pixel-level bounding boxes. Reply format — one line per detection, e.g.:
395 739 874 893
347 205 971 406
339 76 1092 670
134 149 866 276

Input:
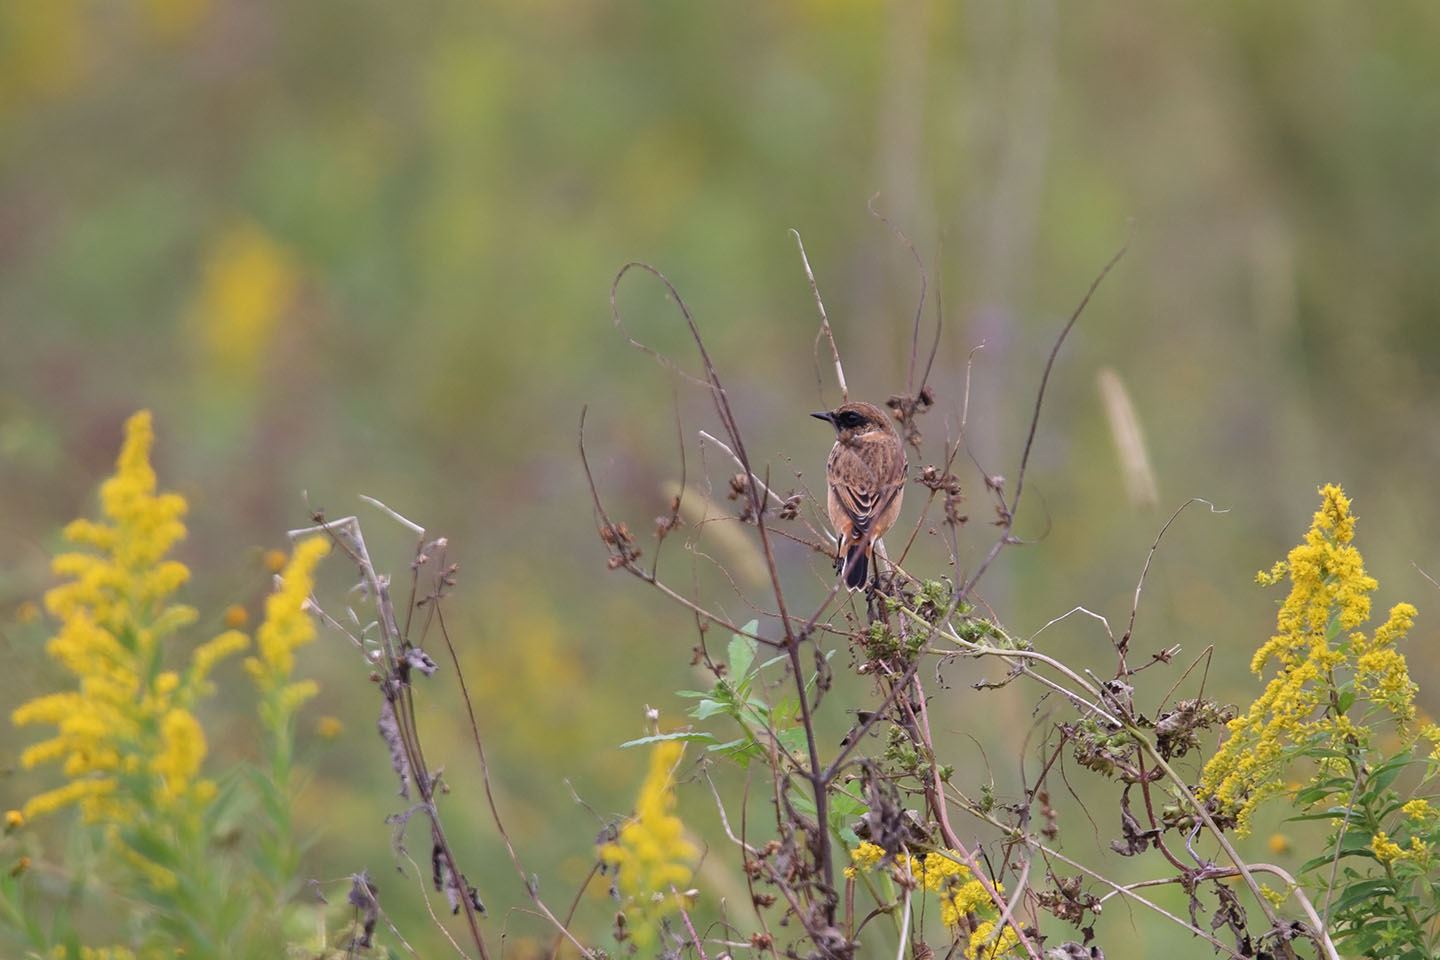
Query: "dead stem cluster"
289 230 1341 960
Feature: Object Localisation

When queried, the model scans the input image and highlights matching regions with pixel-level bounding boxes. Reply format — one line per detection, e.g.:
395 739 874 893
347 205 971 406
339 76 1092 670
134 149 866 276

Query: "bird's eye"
839 412 864 428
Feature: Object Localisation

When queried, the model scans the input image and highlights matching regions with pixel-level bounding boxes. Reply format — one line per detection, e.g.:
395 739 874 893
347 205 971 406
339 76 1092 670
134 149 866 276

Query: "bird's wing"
829 438 906 536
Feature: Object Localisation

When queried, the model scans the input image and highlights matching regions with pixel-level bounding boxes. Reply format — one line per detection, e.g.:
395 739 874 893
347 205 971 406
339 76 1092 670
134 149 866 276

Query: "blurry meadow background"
3 1 1440 956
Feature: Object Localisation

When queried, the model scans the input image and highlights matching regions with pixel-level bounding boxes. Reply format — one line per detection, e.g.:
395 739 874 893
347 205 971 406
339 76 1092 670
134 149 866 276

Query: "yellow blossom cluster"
243 535 329 725
190 219 298 388
1401 798 1433 821
11 412 247 830
598 740 699 947
1200 485 1421 835
846 842 1018 957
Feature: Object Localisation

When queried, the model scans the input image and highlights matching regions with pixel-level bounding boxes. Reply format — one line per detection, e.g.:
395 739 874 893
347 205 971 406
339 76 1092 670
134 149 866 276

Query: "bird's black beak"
811 411 834 424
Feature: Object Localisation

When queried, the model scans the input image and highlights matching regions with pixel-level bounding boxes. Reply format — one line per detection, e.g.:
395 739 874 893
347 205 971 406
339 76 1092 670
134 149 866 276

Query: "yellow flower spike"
151 708 206 802
252 538 332 693
191 629 249 685
598 740 699 947
12 410 226 848
1200 485 1421 836
190 219 299 387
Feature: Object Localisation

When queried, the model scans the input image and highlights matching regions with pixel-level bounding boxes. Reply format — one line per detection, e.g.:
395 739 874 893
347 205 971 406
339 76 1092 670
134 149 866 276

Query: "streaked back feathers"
813 401 906 590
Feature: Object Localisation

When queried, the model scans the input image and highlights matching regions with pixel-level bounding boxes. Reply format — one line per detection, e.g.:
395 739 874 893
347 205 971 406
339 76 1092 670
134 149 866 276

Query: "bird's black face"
812 406 880 434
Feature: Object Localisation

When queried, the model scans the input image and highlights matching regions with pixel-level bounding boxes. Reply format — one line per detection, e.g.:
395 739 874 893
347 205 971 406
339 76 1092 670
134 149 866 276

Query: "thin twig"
434 603 597 959
964 235 1130 597
792 229 848 403
866 194 934 406
1119 498 1228 668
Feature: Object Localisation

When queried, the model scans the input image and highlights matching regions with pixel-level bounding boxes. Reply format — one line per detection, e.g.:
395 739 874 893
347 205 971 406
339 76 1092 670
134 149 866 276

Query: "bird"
812 401 907 590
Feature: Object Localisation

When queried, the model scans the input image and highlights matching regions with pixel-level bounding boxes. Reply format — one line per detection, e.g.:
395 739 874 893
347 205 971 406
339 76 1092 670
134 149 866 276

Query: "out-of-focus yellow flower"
9 412 246 890
4 809 22 831
598 741 698 947
77 943 139 960
263 548 288 573
245 537 329 725
1267 834 1291 855
1200 485 1418 835
315 715 344 739
223 604 248 628
190 219 299 388
15 601 40 624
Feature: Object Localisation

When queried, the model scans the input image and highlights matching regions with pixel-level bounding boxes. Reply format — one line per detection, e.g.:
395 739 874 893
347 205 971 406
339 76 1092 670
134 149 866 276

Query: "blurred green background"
3 1 1439 956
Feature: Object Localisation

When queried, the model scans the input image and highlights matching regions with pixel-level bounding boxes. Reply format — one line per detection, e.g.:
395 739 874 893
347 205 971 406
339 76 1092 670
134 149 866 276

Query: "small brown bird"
812 401 907 590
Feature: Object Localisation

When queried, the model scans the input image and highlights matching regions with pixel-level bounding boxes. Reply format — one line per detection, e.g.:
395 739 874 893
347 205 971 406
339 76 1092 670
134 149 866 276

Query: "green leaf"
1336 689 1356 714
728 621 759 684
1297 845 1370 874
777 725 809 757
691 698 731 720
1328 878 1396 916
1362 754 1417 801
619 732 719 748
828 793 869 818
711 738 764 768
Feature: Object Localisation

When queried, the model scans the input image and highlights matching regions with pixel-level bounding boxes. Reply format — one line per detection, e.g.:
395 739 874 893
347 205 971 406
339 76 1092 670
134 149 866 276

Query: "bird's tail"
843 542 870 590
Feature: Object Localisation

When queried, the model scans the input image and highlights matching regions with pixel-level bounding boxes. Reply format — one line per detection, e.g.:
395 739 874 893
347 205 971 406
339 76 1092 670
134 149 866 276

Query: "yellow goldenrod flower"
315 715 344 739
966 919 1020 960
223 604 248 628
9 411 249 899
1200 485 1418 835
190 219 299 388
1401 798 1433 821
1370 831 1404 863
1267 833 1291 855
244 537 328 729
150 708 206 805
245 538 328 688
4 809 22 831
598 740 699 947
847 840 886 878
190 629 250 689
263 548 288 573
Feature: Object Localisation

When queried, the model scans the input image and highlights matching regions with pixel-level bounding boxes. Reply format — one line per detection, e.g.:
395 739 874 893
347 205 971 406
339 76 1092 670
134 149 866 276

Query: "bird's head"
811 401 896 438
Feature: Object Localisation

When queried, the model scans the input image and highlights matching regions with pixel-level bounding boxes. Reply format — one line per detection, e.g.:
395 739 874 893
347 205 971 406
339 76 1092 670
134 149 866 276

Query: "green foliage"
675 621 837 768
